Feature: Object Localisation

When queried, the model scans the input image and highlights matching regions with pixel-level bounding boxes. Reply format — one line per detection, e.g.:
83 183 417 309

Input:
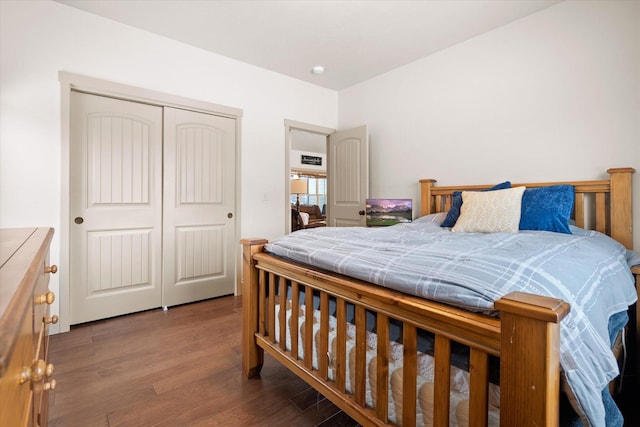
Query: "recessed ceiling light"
311 65 325 75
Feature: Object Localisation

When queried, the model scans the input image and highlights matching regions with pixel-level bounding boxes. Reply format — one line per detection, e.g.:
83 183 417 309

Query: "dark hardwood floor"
48 296 359 427
48 296 638 427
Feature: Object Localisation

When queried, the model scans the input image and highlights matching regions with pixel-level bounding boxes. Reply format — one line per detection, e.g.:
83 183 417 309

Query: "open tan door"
327 125 369 227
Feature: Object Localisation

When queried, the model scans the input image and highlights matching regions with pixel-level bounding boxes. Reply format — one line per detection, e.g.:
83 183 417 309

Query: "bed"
241 167 638 427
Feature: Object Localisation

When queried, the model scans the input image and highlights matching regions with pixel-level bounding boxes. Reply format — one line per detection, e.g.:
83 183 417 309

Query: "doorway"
290 130 328 232
285 120 333 233
284 120 369 233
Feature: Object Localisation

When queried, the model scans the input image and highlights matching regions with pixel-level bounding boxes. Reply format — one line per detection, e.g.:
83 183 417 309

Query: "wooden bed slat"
574 193 585 229
291 281 299 360
469 348 489 427
259 269 266 336
319 292 329 379
595 192 607 234
434 193 443 213
336 297 347 393
434 335 451 427
268 272 276 342
278 278 286 351
402 324 417 427
354 305 367 406
375 313 390 422
304 285 314 370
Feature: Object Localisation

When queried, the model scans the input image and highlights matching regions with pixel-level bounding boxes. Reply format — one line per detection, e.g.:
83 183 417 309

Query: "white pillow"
452 186 526 233
414 212 447 224
299 211 310 226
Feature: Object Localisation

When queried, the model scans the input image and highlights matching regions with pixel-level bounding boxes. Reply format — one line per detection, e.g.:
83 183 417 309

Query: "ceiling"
56 0 560 90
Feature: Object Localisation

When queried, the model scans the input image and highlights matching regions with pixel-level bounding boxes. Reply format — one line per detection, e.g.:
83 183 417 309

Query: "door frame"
58 71 242 333
284 120 334 233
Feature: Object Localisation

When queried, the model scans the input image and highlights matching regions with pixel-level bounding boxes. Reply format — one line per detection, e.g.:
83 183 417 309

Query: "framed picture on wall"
365 199 412 227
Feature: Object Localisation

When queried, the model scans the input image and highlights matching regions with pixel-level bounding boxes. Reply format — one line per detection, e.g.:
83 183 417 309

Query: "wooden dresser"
0 228 57 427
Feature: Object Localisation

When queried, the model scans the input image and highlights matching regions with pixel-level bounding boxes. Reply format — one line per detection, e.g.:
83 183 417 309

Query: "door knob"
74 217 84 224
358 210 365 216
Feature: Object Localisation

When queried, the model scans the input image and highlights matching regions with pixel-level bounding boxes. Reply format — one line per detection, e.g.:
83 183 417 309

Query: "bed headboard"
419 167 635 250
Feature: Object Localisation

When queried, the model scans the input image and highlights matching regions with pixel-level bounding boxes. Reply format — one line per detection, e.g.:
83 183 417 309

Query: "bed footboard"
241 239 570 427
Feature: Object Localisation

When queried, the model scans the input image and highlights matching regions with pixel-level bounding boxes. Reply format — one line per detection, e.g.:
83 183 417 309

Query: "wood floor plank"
48 296 359 427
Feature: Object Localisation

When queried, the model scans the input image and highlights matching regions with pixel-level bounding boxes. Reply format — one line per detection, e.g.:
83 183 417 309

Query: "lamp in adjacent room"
290 178 308 213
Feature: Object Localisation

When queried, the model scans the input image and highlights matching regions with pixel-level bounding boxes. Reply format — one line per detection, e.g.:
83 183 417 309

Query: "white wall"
291 129 327 154
339 0 640 248
0 0 337 327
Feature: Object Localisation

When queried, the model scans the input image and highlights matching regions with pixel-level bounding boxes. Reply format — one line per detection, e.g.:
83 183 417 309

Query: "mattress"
274 302 500 426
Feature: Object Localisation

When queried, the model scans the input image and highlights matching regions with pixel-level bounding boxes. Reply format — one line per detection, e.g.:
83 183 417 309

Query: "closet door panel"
70 92 163 324
162 107 236 307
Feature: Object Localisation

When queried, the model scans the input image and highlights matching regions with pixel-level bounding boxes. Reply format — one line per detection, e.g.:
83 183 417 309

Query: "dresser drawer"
34 266 55 427
33 252 54 350
0 308 35 427
0 228 56 427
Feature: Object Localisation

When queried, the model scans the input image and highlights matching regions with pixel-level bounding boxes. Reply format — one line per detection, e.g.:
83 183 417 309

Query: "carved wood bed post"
607 167 635 250
495 292 570 427
241 238 268 378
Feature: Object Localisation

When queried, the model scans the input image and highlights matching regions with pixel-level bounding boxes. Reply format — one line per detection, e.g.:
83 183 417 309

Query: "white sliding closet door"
70 92 163 324
162 107 236 307
70 93 237 324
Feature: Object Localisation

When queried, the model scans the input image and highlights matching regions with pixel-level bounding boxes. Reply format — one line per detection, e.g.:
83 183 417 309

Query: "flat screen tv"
365 199 412 227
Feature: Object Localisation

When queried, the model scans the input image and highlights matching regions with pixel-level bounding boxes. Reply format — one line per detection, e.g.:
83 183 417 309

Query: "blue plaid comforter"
265 220 637 427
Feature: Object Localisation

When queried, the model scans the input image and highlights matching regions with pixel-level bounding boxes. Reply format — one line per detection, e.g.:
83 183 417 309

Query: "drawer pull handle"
19 367 31 384
21 360 54 383
44 314 59 325
30 360 47 382
45 264 58 274
35 291 55 305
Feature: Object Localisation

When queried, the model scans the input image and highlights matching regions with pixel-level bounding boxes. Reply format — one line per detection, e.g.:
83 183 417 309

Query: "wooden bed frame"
241 167 635 427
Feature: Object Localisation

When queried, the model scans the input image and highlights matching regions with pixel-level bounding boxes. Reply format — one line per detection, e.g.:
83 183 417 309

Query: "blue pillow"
440 181 511 227
519 185 574 234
